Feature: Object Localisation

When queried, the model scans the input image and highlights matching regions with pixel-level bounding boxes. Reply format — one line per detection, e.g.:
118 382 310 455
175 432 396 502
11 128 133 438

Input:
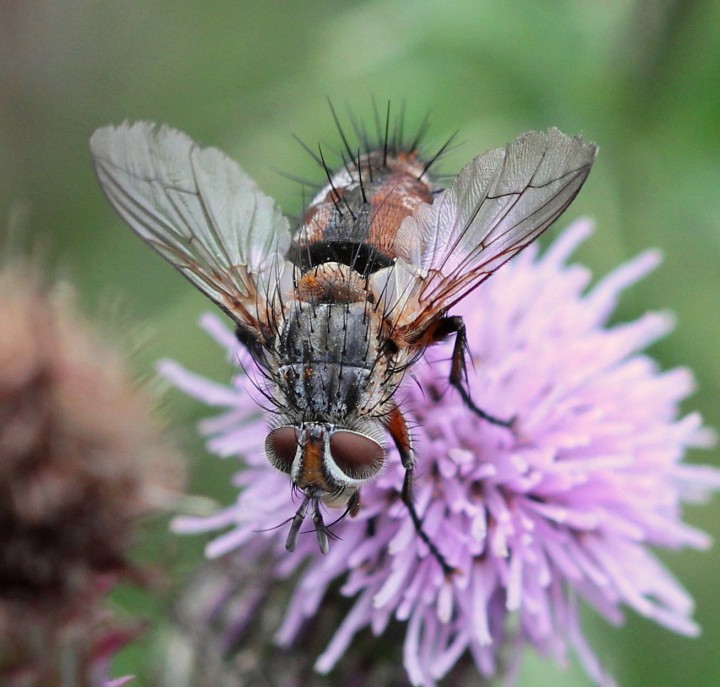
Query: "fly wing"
387 128 596 331
90 121 292 335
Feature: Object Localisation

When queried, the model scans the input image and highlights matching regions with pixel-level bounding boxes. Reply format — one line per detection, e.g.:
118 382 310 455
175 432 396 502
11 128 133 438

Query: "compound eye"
265 426 299 473
329 431 384 481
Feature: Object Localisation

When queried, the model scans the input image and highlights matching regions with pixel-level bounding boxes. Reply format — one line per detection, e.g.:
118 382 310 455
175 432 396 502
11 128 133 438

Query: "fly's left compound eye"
329 430 385 480
265 426 299 474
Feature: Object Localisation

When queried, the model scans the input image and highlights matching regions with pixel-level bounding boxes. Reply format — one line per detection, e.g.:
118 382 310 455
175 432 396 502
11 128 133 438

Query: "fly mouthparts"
285 493 330 554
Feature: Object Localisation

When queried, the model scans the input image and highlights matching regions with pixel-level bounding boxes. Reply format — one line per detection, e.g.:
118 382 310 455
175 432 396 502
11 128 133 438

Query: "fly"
90 105 596 573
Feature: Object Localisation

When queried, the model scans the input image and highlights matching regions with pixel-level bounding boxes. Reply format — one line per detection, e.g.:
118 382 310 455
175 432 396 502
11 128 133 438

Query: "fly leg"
385 404 457 577
426 316 514 429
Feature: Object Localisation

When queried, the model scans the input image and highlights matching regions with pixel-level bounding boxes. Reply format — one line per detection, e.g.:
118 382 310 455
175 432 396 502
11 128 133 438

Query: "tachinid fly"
91 107 596 571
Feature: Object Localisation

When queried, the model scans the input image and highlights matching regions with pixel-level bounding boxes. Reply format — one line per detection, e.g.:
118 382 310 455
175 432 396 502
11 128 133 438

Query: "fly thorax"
275 298 397 420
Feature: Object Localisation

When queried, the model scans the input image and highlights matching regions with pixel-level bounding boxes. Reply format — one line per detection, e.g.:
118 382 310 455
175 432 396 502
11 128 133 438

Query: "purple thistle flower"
161 220 719 687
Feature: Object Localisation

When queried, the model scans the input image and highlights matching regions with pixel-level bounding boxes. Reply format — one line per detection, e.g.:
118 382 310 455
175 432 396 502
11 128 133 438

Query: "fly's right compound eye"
329 430 385 481
265 426 299 473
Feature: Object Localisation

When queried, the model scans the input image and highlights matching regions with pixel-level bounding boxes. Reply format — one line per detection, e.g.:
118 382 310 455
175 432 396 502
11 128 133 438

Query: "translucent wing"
90 121 292 335
388 128 596 330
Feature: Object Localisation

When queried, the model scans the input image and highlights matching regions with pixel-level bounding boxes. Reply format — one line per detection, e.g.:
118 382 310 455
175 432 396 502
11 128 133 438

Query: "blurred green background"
2 0 719 685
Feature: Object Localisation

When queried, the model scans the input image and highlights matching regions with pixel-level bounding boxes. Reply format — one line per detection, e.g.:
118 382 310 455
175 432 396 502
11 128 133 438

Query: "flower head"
0 262 184 686
163 220 719 687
